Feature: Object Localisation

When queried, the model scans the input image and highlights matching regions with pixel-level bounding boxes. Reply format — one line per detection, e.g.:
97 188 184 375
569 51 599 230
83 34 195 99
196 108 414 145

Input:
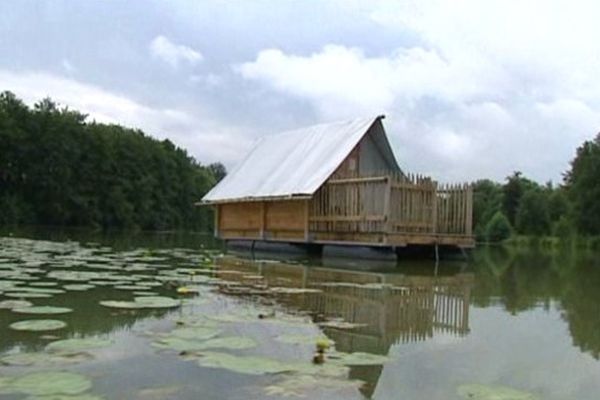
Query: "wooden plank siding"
217 172 474 248
219 200 307 241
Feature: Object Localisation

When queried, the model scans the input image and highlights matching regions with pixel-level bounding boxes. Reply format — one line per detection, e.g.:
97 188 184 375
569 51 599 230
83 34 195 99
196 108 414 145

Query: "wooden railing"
309 173 473 239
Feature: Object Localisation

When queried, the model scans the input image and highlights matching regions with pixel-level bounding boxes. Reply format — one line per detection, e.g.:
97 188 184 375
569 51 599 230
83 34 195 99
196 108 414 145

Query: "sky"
1 0 599 183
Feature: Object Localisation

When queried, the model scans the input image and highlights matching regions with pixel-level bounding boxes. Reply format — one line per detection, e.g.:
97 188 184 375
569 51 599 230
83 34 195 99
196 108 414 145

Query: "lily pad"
29 281 59 287
1 352 91 366
10 371 92 396
25 395 104 400
100 296 180 309
0 299 33 309
133 291 159 296
275 334 334 347
264 374 363 397
46 337 113 354
457 384 539 400
114 285 147 291
98 300 140 309
11 287 66 294
12 306 73 315
4 292 53 299
10 319 67 331
196 352 295 375
194 352 347 377
154 336 256 352
134 296 181 308
328 351 389 366
63 284 95 291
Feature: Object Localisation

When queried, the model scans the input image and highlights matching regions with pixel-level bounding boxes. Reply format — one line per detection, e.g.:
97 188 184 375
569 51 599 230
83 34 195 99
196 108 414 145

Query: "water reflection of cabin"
200 116 474 255
215 256 473 352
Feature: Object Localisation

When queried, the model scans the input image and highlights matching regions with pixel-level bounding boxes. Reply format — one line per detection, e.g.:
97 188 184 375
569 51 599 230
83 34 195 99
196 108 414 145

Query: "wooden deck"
215 173 474 249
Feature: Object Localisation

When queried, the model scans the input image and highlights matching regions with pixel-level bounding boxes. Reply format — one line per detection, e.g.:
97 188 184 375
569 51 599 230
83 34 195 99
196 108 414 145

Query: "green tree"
0 91 223 231
548 189 569 222
564 133 600 235
485 211 512 242
515 189 551 235
472 179 503 240
502 171 537 226
208 162 227 183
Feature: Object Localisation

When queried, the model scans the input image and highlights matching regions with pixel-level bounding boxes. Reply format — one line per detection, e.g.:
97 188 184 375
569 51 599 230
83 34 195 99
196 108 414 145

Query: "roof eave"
196 193 313 206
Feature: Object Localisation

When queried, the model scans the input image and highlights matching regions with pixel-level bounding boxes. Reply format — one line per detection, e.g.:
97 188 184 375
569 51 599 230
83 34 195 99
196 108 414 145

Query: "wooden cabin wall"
217 200 308 240
217 202 262 238
264 200 306 239
331 145 360 179
358 127 396 174
330 124 399 181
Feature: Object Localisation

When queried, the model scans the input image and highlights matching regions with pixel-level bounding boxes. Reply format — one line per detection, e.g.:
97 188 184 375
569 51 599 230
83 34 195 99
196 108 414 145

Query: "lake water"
1 229 599 399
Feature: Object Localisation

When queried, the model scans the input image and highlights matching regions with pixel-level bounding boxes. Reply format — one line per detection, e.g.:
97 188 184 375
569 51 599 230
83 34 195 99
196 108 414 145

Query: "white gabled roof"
202 116 383 203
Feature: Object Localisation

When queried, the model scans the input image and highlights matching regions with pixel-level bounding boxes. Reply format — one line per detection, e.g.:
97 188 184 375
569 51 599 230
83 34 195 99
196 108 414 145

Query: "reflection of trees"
214 256 474 398
472 246 600 359
558 257 600 359
471 247 561 313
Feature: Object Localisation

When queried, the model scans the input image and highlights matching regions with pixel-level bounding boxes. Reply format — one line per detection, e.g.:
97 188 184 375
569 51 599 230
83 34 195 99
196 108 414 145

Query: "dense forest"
0 91 224 231
473 132 600 243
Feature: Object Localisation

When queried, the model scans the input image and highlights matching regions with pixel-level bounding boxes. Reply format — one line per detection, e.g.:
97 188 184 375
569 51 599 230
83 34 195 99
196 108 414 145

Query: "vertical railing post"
431 182 438 236
214 204 220 238
465 184 473 237
383 174 392 237
259 201 266 239
304 199 310 241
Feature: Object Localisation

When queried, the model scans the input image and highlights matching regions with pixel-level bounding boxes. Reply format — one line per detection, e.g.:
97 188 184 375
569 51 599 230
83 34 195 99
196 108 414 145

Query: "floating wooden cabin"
201 116 474 255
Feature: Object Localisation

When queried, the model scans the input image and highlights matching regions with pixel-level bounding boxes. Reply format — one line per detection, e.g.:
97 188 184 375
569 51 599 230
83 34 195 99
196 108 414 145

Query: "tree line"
0 91 224 231
473 132 600 242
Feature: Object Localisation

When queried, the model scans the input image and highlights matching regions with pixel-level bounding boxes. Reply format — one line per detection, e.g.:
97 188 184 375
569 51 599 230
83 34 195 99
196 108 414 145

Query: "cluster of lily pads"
0 337 112 399
1 336 113 367
0 371 100 399
0 237 401 398
146 304 392 397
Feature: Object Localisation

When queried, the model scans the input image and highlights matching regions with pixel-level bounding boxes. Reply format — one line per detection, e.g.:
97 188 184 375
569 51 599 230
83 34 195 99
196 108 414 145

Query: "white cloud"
0 70 250 166
149 35 203 68
236 1 600 182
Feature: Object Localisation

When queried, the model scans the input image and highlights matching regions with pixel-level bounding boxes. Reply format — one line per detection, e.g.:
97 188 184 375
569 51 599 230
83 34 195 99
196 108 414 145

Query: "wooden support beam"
328 176 388 185
465 184 473 236
213 204 220 238
383 175 392 238
309 215 386 222
304 200 310 241
259 201 266 239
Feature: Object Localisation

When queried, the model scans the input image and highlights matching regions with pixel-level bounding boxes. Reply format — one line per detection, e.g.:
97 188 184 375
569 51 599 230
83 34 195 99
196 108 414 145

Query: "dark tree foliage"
502 171 537 226
208 162 227 183
0 91 222 231
515 189 551 235
473 175 572 239
472 179 503 240
564 133 600 235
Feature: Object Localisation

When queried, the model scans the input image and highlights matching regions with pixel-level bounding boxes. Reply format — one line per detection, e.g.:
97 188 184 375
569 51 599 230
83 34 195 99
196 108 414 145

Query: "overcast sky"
1 0 599 183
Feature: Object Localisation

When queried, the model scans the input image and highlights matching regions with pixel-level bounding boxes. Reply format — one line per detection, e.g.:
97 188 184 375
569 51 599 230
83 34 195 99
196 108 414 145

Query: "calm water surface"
1 229 599 399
